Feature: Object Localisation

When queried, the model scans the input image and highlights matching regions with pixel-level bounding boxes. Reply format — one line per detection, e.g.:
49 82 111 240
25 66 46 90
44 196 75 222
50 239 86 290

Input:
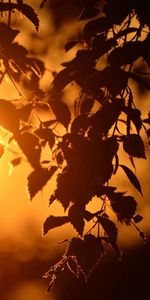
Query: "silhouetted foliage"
0 0 149 292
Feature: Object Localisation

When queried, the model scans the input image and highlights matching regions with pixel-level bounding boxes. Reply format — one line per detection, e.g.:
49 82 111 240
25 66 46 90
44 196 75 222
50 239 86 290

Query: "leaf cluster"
0 0 149 291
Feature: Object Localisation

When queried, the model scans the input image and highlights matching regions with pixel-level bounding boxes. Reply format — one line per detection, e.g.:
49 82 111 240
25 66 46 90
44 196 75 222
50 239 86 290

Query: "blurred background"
0 1 150 299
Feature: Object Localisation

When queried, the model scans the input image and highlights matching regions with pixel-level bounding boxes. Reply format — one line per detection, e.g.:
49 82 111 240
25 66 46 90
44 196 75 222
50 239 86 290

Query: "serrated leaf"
49 101 71 128
99 216 118 243
123 134 146 159
0 3 39 31
34 128 55 148
15 132 41 168
89 100 123 136
123 107 142 133
68 204 85 236
102 66 129 97
120 164 143 195
66 235 103 279
79 7 100 20
109 192 137 224
27 166 57 200
43 215 69 235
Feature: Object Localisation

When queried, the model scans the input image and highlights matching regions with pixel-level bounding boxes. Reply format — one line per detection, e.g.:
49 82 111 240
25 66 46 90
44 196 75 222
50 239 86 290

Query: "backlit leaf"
66 235 103 279
15 132 41 168
68 204 85 236
120 164 143 195
0 3 39 31
99 216 118 243
123 134 146 159
123 107 142 133
0 99 19 134
43 215 69 235
49 101 71 128
27 166 57 201
83 17 111 40
109 192 137 224
34 128 55 149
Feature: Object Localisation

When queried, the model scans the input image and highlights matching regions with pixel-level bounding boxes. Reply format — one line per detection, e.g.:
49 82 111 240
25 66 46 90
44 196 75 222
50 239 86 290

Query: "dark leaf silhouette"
134 0 150 26
0 3 39 30
49 101 71 128
120 164 143 195
65 40 79 52
53 68 75 91
40 0 47 9
10 157 22 167
17 104 33 122
66 235 103 279
43 215 69 235
80 97 95 114
0 99 19 134
42 120 57 128
0 144 4 158
129 72 150 91
27 166 57 201
92 35 117 60
102 67 129 96
0 0 149 288
15 132 41 168
99 216 118 243
133 214 143 224
108 37 150 66
123 134 146 159
89 100 123 137
98 216 121 257
34 128 55 149
123 107 142 133
103 0 132 25
79 7 100 20
83 17 111 40
68 204 85 236
109 192 137 224
41 160 51 165
143 112 150 125
0 23 19 46
71 115 90 134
